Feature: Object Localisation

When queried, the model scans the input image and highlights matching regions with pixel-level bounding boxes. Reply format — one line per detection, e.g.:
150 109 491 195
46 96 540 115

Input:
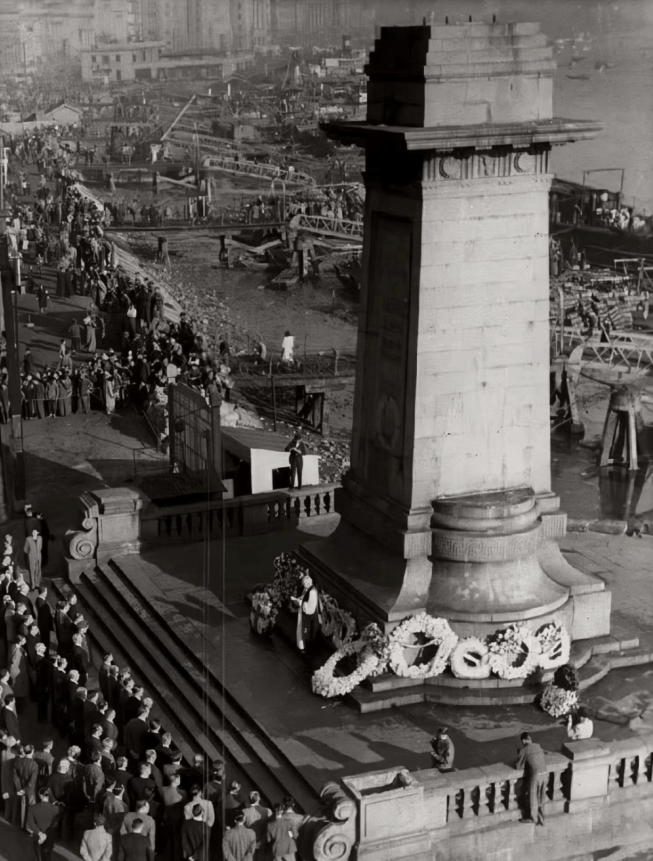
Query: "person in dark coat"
266 803 299 861
98 654 113 703
69 319 82 353
13 743 39 828
284 431 307 490
36 586 54 648
33 373 46 419
26 786 61 861
183 804 211 861
55 600 75 658
430 727 455 772
1 695 21 743
35 513 52 569
69 633 89 688
24 503 40 538
515 732 549 826
118 817 155 860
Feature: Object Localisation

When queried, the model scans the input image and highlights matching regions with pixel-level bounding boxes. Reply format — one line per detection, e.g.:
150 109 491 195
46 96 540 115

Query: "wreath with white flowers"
319 592 358 649
535 622 571 671
358 623 391 677
388 614 458 680
540 682 579 718
487 624 542 680
311 639 381 698
450 637 492 680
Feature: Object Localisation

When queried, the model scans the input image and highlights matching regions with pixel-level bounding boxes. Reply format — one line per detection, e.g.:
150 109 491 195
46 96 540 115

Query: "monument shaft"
304 22 610 642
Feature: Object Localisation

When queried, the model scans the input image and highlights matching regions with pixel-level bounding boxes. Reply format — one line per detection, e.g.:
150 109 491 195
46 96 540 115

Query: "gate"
168 383 222 492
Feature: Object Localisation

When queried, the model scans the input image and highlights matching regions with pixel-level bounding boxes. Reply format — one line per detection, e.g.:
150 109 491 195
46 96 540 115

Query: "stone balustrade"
64 484 339 582
309 733 653 861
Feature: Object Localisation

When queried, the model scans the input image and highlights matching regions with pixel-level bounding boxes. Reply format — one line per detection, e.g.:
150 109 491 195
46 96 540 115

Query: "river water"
324 0 653 212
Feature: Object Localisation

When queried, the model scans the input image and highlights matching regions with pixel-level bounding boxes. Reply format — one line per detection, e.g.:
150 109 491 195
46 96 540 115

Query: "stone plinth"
63 487 146 583
303 21 609 646
428 487 571 635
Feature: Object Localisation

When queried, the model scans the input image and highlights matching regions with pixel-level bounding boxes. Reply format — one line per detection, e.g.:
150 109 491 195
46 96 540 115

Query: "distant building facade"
81 41 253 82
81 41 165 82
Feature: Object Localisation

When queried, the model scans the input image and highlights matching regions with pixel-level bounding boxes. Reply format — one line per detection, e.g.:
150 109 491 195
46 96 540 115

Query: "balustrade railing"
140 484 339 545
442 755 569 827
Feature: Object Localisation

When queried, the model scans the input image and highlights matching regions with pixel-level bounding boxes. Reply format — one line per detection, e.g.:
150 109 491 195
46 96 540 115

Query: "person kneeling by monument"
430 727 455 772
516 732 549 826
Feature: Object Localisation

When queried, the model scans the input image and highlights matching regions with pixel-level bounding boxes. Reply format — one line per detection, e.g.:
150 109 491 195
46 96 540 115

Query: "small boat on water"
566 73 590 80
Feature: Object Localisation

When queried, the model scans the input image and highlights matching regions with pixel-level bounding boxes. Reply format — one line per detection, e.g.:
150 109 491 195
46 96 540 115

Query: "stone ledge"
567 519 628 535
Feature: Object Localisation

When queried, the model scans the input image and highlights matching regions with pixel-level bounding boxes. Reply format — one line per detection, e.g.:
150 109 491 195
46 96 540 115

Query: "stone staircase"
53 557 323 814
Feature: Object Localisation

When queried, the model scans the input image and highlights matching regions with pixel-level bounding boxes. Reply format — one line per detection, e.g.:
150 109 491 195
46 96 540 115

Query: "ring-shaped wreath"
450 637 492 679
535 622 571 671
487 624 542 680
388 614 458 680
311 639 381 698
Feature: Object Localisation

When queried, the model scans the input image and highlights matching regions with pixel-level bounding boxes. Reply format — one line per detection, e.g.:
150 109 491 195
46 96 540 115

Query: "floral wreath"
269 552 307 610
311 639 381 698
487 624 542 680
535 621 571 671
319 592 358 649
388 614 458 680
540 681 579 718
450 637 491 680
358 623 391 677
249 589 278 635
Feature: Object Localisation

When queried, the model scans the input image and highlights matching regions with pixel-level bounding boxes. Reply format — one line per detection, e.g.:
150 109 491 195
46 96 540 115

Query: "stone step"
96 560 320 813
56 571 290 809
349 648 651 713
51 576 198 767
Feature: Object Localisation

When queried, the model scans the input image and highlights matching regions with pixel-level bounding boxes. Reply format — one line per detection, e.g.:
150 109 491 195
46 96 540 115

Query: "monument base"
301 486 611 640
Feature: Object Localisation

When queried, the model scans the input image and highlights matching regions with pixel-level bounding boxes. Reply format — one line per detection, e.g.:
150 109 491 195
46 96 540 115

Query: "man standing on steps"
516 732 549 826
266 802 299 861
117 816 154 861
222 810 256 861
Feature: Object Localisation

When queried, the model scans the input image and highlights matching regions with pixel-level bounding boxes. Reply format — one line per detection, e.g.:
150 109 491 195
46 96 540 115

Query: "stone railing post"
562 740 612 809
341 768 431 861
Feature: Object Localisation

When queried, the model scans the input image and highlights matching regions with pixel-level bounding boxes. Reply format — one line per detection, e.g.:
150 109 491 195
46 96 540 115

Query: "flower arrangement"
487 624 542 680
358 623 391 677
450 637 491 679
268 552 307 610
535 621 571 671
388 614 458 680
249 589 277 635
311 639 381 698
319 592 358 649
540 682 579 718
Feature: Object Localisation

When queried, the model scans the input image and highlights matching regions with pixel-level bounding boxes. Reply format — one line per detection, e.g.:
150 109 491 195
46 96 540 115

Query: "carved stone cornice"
320 117 602 152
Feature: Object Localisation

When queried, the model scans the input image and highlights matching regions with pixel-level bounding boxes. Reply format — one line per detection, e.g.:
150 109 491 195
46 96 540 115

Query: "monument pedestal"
302 486 611 640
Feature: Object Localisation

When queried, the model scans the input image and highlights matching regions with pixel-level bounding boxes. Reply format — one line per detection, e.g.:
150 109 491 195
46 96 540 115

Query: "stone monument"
303 22 611 643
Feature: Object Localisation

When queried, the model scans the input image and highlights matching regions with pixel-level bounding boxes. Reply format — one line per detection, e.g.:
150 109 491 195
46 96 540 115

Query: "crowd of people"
0 507 308 860
0 177 235 428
